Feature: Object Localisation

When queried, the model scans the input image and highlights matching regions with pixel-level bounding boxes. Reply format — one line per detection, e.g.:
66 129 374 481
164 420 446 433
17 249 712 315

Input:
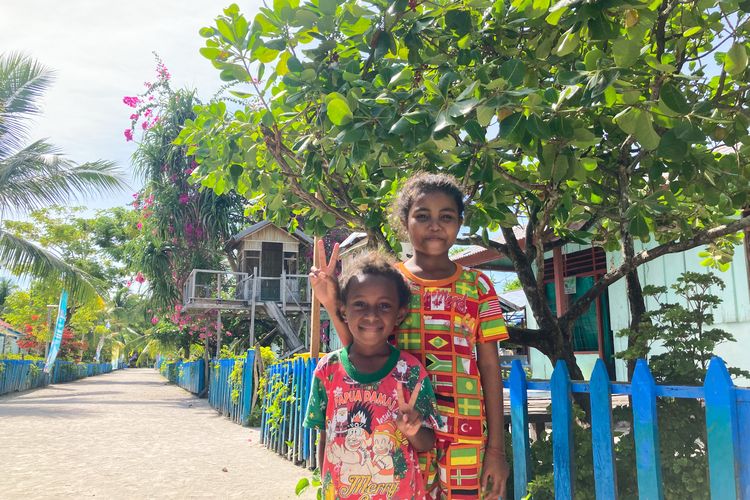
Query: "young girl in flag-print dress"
310 172 510 500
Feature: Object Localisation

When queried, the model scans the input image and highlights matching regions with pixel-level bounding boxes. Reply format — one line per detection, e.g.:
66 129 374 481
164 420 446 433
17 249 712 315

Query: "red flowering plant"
121 57 246 353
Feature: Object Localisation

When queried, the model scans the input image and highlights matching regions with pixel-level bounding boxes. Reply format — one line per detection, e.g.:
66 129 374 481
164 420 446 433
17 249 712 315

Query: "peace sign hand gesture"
309 240 340 309
395 381 424 438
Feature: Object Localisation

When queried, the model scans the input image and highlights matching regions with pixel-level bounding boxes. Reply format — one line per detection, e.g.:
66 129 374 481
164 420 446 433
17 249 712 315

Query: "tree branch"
560 214 750 329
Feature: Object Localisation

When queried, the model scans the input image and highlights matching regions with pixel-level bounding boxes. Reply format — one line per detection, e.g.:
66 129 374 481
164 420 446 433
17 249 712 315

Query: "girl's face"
341 275 407 348
404 191 462 257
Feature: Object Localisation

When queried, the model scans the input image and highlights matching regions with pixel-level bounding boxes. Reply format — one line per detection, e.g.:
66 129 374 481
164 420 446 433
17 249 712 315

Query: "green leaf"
500 59 525 87
318 0 338 15
629 214 650 241
725 42 748 76
322 212 336 228
659 82 691 115
445 9 473 36
682 26 702 38
216 18 236 43
389 68 414 88
295 478 310 496
434 110 455 133
612 39 640 67
554 28 579 57
287 56 304 73
476 105 495 127
254 45 279 63
644 55 676 73
614 107 639 135
326 98 353 126
463 120 485 142
633 110 660 150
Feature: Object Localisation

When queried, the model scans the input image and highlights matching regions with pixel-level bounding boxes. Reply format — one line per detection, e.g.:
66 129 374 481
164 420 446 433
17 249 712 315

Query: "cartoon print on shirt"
328 401 374 486
368 421 398 483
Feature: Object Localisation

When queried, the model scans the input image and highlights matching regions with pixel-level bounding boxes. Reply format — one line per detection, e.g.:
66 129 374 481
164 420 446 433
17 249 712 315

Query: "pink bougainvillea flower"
129 113 139 120
142 121 149 130
124 129 134 142
126 281 132 287
123 96 140 108
178 193 189 204
144 108 152 118
136 222 143 230
135 272 145 284
151 316 159 325
185 168 194 176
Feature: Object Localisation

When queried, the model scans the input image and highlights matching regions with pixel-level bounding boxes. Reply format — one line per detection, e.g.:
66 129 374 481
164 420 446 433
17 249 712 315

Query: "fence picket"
632 359 663 500
704 356 739 499
590 359 617 500
737 391 750 499
551 360 574 500
509 359 530 500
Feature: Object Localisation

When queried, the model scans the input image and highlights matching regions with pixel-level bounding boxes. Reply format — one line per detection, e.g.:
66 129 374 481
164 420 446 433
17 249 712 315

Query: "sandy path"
0 368 315 499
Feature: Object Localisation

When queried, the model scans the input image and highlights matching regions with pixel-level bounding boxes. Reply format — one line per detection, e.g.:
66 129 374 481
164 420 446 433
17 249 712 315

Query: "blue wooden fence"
260 356 319 468
157 358 204 394
256 355 749 498
509 356 750 499
156 350 257 426
208 350 256 425
0 359 120 396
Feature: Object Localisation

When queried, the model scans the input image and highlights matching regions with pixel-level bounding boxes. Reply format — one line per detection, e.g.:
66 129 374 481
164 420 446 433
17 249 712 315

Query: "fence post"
509 359 530 500
704 356 740 499
632 359 663 500
590 359 617 500
551 360 574 500
241 348 255 425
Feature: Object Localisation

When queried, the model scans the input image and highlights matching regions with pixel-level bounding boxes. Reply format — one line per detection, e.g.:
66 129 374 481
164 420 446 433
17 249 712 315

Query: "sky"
2 0 263 211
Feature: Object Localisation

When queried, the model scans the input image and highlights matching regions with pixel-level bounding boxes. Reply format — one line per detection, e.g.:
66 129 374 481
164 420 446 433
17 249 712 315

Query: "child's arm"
477 342 509 499
395 382 436 452
317 428 326 469
308 241 353 346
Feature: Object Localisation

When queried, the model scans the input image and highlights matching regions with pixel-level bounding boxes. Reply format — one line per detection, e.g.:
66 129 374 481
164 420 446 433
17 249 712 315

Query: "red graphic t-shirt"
304 345 441 500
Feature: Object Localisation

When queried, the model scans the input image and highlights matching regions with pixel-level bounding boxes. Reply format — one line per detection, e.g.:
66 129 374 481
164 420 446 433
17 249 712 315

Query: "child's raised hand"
395 381 423 438
309 240 340 308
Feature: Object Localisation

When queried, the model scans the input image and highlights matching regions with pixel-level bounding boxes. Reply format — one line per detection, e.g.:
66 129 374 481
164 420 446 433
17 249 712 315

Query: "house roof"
340 231 368 249
0 319 22 337
451 226 529 271
499 289 527 310
225 220 313 249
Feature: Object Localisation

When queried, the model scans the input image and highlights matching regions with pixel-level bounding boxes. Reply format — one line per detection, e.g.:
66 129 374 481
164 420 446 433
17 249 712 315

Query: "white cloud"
1 0 264 210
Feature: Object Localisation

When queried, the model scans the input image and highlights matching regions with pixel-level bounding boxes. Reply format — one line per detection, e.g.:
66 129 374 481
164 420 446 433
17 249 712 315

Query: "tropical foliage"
180 0 750 377
0 52 126 301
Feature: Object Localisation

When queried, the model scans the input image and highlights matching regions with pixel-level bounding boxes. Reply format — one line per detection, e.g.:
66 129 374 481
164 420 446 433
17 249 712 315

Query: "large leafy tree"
181 1 750 378
0 53 126 300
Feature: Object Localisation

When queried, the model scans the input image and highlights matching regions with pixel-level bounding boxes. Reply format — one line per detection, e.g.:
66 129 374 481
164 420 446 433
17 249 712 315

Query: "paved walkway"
0 368 315 499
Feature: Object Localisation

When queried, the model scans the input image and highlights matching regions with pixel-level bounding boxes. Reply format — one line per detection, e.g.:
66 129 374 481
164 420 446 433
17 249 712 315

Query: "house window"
244 250 260 275
543 248 613 365
284 252 298 275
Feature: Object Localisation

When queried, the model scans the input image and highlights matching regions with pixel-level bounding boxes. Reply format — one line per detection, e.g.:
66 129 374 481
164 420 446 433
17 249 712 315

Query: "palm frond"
0 52 55 153
0 228 104 302
0 141 127 214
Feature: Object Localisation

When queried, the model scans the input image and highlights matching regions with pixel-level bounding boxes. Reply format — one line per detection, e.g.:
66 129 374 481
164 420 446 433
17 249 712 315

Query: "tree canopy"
179 0 750 376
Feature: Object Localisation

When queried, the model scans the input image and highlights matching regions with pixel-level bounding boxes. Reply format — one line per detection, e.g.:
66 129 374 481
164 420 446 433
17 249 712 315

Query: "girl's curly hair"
390 172 465 236
339 250 410 308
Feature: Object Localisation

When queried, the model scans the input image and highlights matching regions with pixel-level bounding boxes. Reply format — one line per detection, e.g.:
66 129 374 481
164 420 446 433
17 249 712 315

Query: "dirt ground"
0 368 315 499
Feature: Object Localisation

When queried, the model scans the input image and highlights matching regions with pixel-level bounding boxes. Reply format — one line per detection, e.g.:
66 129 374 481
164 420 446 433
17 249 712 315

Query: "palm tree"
0 52 127 300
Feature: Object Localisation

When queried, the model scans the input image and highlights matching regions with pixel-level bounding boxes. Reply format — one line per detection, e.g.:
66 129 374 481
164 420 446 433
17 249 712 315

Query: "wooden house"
182 221 313 356
453 228 750 384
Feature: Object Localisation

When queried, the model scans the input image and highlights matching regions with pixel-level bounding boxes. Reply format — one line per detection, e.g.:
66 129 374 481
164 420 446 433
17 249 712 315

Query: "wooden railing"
183 269 311 311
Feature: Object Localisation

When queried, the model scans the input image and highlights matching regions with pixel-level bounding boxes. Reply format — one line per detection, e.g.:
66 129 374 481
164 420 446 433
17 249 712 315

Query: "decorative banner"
43 290 68 373
94 336 106 363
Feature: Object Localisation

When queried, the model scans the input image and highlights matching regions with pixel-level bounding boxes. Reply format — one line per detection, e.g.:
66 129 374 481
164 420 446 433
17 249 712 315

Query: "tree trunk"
623 236 649 381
